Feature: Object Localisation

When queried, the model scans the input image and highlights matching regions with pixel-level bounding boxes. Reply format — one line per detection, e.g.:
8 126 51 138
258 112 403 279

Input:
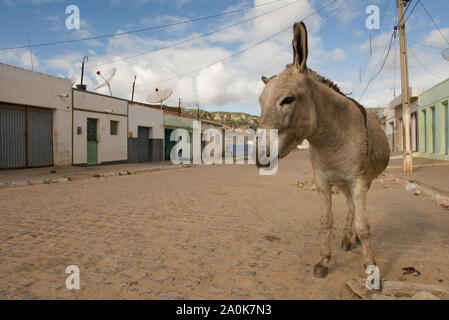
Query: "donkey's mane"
307 69 344 95
307 68 368 130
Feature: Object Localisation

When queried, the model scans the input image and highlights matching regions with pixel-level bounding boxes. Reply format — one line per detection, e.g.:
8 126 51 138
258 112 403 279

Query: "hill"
183 109 259 129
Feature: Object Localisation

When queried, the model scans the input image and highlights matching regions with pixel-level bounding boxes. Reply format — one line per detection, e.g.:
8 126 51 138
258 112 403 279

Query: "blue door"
432 107 436 153
424 110 427 152
445 103 448 155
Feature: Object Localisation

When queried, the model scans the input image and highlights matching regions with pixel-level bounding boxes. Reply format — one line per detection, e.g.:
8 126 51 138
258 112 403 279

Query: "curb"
385 171 449 209
0 164 194 189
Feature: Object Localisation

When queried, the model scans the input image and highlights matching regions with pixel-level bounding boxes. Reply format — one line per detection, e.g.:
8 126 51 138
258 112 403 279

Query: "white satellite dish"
442 48 449 62
94 68 116 96
147 88 173 109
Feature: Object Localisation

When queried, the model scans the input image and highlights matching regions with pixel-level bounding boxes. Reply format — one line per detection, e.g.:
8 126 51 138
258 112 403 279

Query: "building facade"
72 89 129 166
128 102 164 162
385 87 423 153
0 63 72 169
418 78 449 160
163 111 195 161
0 62 230 168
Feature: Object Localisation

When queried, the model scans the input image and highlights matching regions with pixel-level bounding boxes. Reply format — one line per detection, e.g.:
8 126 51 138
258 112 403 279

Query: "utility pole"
397 0 412 172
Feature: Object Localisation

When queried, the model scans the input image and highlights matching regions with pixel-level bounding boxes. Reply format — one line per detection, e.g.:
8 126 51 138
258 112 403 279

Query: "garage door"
0 103 53 169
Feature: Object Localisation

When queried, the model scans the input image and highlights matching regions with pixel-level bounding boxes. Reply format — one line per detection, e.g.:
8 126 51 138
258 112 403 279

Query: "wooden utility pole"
397 0 413 172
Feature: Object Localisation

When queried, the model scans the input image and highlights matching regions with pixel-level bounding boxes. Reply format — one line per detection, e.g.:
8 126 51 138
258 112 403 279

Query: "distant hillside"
183 109 260 129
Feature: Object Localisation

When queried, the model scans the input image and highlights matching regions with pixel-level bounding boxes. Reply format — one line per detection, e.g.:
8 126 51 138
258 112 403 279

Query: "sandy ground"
0 150 448 299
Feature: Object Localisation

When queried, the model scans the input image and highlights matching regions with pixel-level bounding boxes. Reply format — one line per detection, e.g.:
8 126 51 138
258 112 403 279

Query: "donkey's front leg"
352 180 376 268
313 178 333 278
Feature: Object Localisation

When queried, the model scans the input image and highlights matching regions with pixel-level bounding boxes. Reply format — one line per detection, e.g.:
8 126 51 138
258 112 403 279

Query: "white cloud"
0 48 40 70
425 28 449 48
332 48 346 61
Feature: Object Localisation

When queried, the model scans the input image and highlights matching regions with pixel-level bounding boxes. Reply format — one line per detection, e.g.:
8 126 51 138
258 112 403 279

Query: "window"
110 120 119 135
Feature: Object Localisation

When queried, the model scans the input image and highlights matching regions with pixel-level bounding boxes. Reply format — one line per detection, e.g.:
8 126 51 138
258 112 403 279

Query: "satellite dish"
147 88 173 109
94 68 116 96
443 48 449 62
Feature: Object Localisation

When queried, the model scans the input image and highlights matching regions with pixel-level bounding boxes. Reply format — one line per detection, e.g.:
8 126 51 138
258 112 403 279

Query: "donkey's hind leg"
352 180 376 268
313 176 333 278
340 184 355 251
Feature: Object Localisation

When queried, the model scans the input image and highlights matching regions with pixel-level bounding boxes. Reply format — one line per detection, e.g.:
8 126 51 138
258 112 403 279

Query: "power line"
419 0 449 46
409 46 444 79
358 29 397 101
255 0 352 75
358 0 391 85
358 0 422 101
308 0 351 33
426 0 449 10
404 0 420 24
87 0 304 69
408 38 444 49
135 0 339 88
0 0 290 51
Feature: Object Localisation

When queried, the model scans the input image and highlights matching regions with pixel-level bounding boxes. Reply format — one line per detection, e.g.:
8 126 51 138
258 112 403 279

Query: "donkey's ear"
261 75 275 84
292 21 308 72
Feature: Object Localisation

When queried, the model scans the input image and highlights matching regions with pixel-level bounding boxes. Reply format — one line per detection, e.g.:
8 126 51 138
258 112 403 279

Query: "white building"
127 102 164 162
385 87 424 152
0 63 72 168
72 89 128 165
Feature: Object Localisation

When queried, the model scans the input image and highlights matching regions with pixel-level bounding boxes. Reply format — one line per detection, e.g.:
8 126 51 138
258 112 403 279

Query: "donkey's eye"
280 96 295 106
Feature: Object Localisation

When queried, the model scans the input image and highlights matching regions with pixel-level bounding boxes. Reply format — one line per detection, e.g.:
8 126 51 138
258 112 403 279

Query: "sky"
0 0 448 115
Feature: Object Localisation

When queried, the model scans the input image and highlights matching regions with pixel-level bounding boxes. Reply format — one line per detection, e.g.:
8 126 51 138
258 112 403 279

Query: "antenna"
77 56 88 90
94 68 116 96
131 75 137 103
27 39 34 71
147 88 173 110
443 48 449 62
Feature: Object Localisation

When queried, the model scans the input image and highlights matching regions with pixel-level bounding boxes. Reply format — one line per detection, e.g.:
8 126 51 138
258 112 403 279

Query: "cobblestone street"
1 151 449 299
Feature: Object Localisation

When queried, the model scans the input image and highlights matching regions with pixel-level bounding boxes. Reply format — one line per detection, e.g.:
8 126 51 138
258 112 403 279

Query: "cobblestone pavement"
1 151 449 299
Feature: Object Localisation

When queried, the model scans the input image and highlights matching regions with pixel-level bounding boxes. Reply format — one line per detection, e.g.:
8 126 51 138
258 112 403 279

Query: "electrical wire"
86 0 305 69
358 29 397 101
425 0 449 10
409 46 444 79
255 0 352 75
408 38 444 49
419 0 449 46
358 0 391 86
134 0 339 88
0 0 291 51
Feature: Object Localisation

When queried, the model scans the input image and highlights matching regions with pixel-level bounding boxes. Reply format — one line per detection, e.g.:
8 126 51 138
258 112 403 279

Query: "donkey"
256 21 390 278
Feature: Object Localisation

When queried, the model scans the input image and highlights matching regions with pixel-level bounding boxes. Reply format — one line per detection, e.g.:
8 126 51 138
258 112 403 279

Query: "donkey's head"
257 21 317 161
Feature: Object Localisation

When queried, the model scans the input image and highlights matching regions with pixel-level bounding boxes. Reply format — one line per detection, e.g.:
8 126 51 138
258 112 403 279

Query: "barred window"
110 120 119 135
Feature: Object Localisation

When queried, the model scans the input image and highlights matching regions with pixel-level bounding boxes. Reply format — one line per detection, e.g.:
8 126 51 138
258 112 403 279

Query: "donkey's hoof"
313 264 328 278
341 241 352 251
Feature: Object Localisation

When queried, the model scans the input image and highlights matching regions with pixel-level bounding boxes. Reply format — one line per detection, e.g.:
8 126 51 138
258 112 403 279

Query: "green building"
163 111 194 161
418 78 449 160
